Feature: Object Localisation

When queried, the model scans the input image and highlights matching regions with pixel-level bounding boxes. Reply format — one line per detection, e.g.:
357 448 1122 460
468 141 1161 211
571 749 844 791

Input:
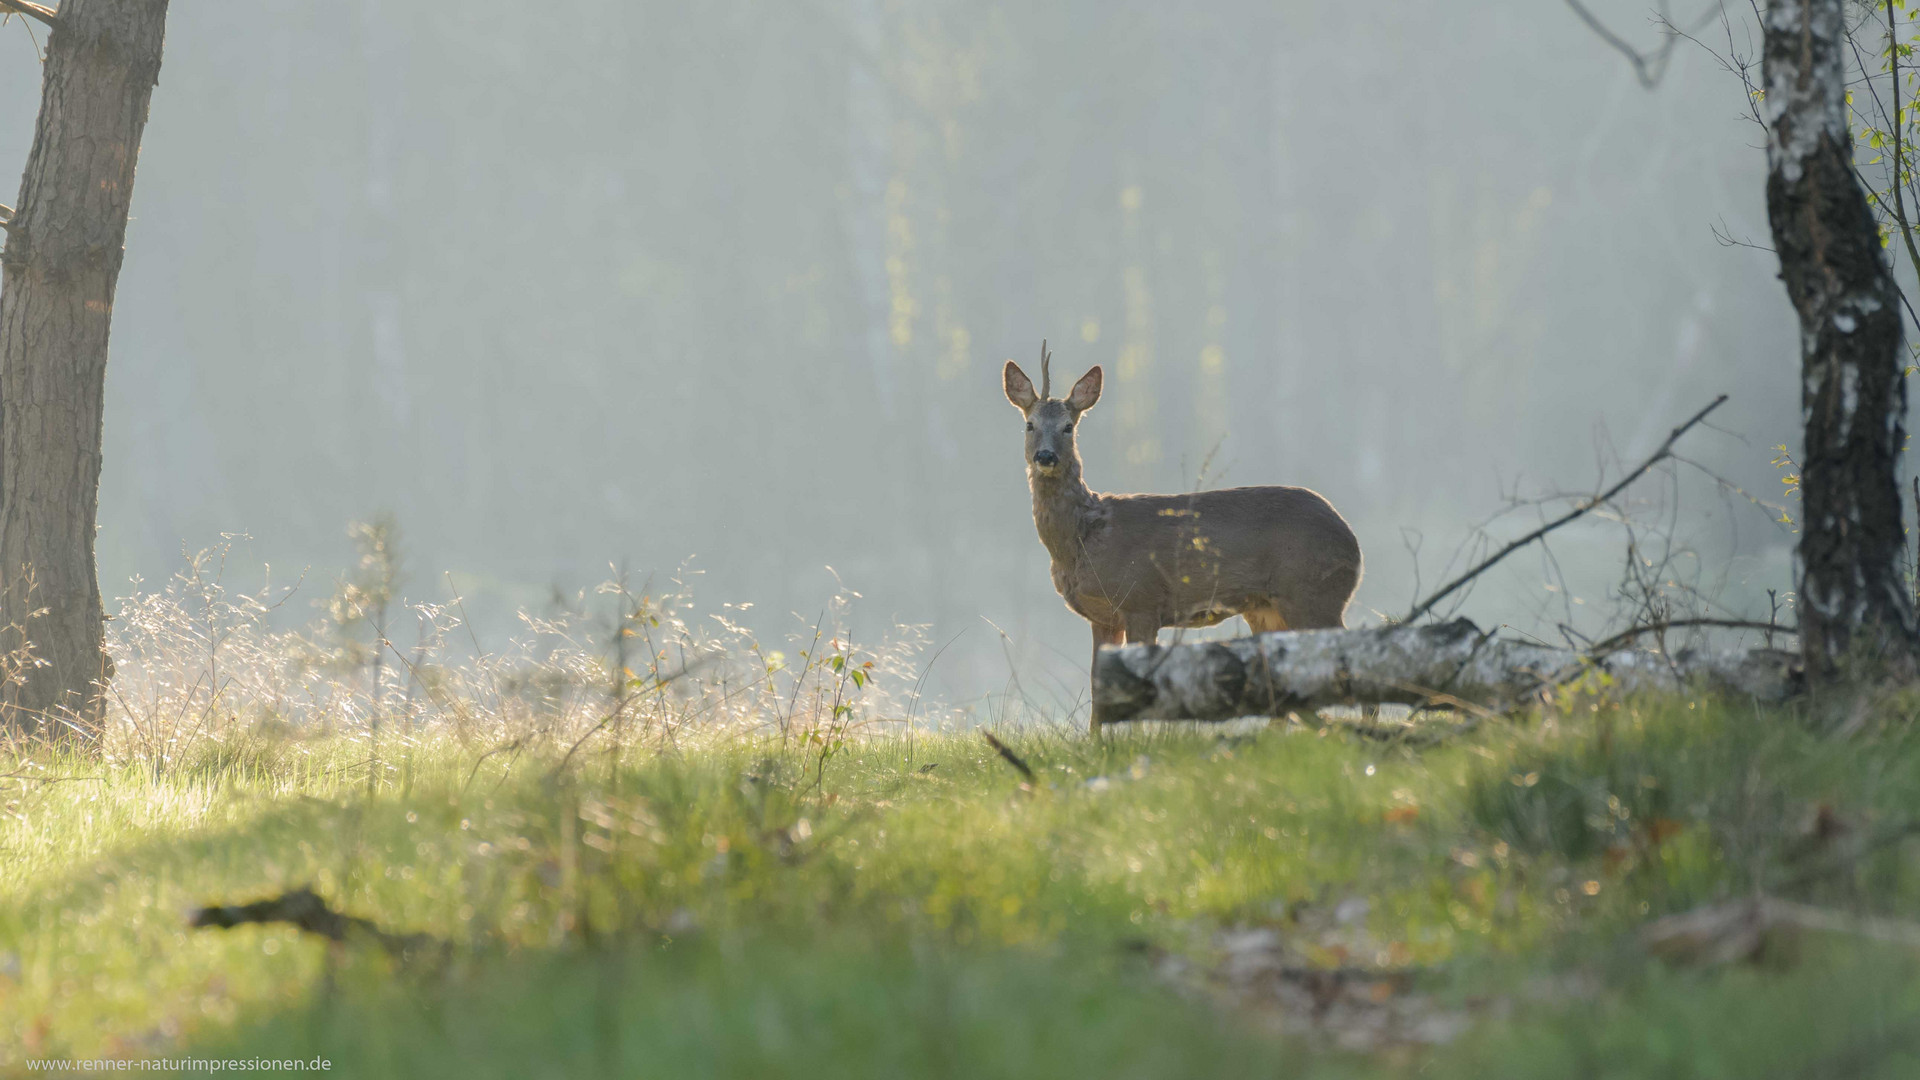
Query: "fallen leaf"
1643 818 1685 846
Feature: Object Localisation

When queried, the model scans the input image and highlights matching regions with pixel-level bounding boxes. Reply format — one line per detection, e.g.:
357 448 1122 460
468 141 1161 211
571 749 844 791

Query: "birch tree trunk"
1762 0 1920 682
0 0 169 736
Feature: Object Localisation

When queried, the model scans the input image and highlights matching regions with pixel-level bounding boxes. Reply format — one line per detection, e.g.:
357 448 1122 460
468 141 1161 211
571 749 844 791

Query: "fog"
0 2 1844 710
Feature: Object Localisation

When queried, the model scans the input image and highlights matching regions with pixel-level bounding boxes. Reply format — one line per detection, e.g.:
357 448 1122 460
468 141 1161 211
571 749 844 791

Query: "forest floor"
6 693 1920 1078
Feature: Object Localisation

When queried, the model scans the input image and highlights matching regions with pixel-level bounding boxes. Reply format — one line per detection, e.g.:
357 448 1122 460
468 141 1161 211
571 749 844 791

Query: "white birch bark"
1090 619 1798 725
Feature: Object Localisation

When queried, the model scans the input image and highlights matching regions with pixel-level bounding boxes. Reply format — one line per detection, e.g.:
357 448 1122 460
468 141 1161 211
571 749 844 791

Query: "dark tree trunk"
0 0 168 736
1762 0 1919 682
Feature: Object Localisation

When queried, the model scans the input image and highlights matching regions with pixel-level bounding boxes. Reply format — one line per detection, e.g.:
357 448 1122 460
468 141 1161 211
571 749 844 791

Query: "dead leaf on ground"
1155 914 1487 1052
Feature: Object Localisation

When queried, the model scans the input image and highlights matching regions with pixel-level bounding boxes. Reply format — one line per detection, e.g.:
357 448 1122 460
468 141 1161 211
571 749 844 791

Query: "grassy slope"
5 698 1920 1078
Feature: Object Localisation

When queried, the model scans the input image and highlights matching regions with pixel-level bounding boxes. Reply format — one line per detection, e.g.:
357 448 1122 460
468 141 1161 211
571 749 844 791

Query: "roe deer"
1003 341 1363 732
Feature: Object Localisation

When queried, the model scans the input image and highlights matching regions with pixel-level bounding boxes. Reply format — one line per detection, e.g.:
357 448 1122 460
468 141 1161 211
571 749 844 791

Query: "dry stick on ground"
1641 895 1920 966
1404 395 1729 624
190 887 445 963
981 730 1034 781
1323 679 1500 746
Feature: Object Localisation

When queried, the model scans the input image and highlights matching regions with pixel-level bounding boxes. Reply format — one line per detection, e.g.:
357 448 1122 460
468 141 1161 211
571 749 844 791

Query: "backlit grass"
5 690 1920 1077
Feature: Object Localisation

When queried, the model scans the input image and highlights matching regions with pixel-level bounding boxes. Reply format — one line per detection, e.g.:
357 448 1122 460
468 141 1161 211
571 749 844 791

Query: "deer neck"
1029 457 1103 565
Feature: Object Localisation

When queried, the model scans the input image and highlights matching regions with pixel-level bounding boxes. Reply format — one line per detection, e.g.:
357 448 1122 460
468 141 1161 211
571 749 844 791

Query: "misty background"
0 2 1847 712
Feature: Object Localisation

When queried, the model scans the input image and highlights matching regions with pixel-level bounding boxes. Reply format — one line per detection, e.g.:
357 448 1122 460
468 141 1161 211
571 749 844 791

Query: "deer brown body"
1004 344 1362 731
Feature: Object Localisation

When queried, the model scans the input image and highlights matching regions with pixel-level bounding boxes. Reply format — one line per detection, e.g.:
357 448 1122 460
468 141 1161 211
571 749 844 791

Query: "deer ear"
1066 365 1103 413
1003 361 1038 411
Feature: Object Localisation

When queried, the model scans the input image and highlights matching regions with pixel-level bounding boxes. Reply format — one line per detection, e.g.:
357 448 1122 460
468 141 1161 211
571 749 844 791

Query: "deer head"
1004 340 1102 478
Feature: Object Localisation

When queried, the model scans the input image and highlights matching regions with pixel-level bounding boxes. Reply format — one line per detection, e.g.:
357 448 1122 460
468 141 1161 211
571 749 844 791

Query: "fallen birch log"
1090 618 1799 726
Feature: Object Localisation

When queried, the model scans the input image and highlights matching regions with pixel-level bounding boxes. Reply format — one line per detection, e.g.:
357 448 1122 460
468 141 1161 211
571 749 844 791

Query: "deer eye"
1025 422 1034 432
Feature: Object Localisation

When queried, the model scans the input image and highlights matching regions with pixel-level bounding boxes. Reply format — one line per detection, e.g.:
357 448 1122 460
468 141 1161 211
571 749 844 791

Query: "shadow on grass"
186 929 1337 1080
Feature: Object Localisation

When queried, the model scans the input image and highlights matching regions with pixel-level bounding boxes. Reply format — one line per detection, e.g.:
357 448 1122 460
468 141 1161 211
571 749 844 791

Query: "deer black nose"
1033 450 1058 467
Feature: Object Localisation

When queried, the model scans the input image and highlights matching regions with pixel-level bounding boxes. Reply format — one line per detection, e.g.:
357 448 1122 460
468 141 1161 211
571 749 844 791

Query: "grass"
7 689 1920 1078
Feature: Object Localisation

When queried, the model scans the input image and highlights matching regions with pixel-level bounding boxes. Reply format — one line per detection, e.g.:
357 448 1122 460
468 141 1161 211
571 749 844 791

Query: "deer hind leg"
1239 608 1290 730
1088 621 1124 736
1278 597 1347 632
1242 607 1288 635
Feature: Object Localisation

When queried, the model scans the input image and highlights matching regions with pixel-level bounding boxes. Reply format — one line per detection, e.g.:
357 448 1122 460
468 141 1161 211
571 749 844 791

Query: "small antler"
1038 339 1052 399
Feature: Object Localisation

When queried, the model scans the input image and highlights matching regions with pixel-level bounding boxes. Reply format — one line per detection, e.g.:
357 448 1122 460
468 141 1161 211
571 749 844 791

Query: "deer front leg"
1123 613 1162 647
1088 621 1124 736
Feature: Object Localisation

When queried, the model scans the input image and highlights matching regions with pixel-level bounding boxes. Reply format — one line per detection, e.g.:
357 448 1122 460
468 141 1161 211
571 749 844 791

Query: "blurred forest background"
0 1 1833 706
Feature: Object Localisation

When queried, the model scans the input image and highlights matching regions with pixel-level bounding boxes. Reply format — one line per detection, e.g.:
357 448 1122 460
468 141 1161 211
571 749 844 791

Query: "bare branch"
1405 394 1730 624
1710 216 1775 252
0 0 55 28
1586 617 1796 658
1565 0 1723 88
1565 0 1675 86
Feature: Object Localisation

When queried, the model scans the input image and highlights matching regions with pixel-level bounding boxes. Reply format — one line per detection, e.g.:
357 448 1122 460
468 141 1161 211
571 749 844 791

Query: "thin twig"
1875 5 1920 294
546 657 714 779
461 736 526 796
904 627 965 730
981 729 1034 781
0 771 101 785
1406 394 1728 623
1710 216 1775 253
1585 617 1796 658
1838 26 1920 329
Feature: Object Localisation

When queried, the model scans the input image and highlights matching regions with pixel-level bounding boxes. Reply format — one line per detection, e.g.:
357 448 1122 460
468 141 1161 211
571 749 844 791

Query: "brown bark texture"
1090 620 1799 726
1762 0 1919 681
0 0 168 735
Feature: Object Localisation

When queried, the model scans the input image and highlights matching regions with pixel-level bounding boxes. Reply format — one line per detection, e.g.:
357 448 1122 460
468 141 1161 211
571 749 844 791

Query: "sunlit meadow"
1 542 1918 1078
